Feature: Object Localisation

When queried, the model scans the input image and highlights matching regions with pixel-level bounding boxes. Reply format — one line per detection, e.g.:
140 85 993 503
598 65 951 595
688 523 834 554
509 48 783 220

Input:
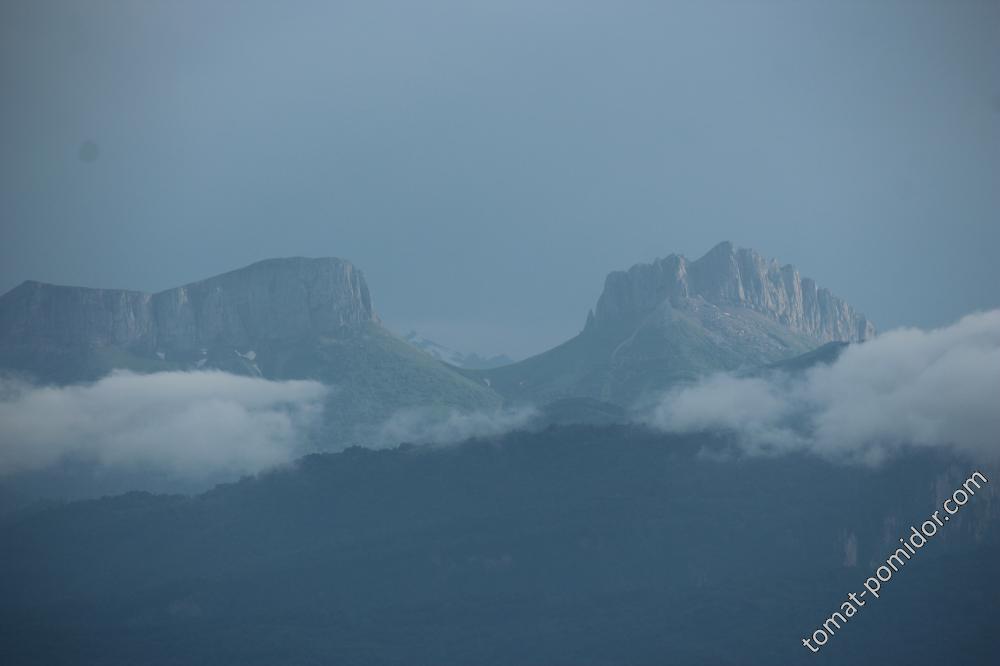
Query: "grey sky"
2 0 998 358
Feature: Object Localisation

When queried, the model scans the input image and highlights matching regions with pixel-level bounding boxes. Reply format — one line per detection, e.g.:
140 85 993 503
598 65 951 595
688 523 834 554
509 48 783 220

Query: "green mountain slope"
253 322 501 433
467 300 816 405
1 427 994 665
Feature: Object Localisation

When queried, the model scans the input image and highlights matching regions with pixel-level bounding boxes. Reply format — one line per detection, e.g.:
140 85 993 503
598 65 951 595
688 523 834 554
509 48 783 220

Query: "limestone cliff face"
0 257 501 444
0 282 155 350
0 258 376 355
152 258 375 350
592 241 875 343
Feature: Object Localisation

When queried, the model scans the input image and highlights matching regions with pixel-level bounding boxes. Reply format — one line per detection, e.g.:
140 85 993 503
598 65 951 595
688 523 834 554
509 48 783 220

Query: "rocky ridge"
590 241 875 343
0 257 375 356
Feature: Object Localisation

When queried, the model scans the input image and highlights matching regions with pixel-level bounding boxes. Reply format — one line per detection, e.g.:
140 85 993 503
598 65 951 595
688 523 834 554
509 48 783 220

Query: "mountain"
0 258 373 379
1 425 994 665
403 331 514 369
468 242 875 406
0 244 874 432
0 258 500 436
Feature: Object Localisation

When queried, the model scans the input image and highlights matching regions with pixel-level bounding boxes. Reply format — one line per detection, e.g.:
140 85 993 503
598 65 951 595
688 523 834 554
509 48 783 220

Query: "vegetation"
2 425 995 665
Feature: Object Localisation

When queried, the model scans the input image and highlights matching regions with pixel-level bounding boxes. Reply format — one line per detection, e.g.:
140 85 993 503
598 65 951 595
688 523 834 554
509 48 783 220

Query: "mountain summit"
0 246 875 427
591 241 874 343
469 242 875 405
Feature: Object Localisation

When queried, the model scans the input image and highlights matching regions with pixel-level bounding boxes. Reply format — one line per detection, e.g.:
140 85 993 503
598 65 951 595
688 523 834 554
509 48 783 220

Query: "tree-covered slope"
1 426 994 665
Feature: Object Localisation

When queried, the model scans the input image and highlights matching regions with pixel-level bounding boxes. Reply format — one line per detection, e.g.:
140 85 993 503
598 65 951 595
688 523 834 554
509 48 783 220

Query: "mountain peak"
216 256 354 276
703 239 736 256
473 243 876 407
594 242 874 343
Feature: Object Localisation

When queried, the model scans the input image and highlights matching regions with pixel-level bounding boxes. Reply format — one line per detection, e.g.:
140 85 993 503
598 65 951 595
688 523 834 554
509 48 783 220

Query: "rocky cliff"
591 241 875 343
0 257 500 438
471 242 876 405
0 257 376 358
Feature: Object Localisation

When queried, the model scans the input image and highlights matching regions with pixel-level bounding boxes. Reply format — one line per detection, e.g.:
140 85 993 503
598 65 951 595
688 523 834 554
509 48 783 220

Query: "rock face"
592 241 874 343
153 258 375 350
472 242 876 406
0 258 501 442
0 258 376 357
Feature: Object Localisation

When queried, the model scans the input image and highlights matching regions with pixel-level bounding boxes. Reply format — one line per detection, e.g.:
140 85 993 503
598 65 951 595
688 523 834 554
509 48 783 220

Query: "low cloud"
647 310 1000 464
0 370 328 477
368 406 538 448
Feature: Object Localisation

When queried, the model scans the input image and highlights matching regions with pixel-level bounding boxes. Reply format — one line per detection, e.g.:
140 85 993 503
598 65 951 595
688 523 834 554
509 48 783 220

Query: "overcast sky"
1 0 998 358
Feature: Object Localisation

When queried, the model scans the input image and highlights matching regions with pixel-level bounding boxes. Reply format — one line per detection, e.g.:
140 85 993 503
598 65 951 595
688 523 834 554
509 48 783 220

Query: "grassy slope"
261 323 502 432
0 323 502 446
466 304 815 406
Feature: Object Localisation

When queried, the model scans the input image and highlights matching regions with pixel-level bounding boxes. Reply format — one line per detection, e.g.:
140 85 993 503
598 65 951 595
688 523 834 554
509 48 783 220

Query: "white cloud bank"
647 310 1000 464
0 370 328 477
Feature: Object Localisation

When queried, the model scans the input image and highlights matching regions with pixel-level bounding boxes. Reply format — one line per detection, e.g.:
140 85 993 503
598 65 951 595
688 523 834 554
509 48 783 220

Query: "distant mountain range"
402 331 514 369
0 242 874 434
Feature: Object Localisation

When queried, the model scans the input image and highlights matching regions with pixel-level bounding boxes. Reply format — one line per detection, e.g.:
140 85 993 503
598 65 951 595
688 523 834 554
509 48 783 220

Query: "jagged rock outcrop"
591 241 875 343
471 242 876 406
0 258 376 356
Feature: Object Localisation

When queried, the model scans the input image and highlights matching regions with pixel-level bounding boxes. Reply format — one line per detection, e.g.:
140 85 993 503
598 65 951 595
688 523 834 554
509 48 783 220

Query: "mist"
368 405 538 449
0 370 327 478
647 309 1000 464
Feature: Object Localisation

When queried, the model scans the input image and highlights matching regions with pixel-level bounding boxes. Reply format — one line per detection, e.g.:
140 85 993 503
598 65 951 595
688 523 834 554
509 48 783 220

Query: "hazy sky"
2 0 998 358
